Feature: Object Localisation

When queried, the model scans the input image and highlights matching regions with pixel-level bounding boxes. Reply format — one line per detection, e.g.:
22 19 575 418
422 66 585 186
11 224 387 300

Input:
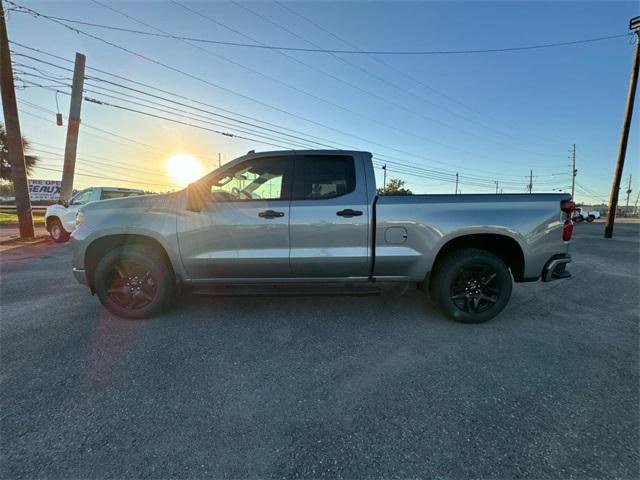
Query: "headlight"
75 211 85 227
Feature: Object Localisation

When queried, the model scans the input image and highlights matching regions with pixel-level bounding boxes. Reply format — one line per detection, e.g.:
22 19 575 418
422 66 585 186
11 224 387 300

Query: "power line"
7 4 629 55
13 44 560 181
89 0 551 165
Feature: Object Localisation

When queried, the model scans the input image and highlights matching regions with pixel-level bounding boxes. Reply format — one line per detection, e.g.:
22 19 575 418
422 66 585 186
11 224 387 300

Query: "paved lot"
1 224 638 479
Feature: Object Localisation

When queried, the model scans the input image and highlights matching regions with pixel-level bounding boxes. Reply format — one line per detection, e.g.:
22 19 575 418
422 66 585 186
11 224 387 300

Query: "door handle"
258 210 285 219
336 209 363 217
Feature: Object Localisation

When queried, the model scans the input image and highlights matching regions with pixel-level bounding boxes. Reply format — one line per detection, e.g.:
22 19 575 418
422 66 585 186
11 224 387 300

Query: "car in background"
573 207 601 223
45 187 144 242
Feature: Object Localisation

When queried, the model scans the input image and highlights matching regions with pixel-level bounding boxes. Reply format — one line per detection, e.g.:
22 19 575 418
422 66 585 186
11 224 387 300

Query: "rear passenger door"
289 155 370 278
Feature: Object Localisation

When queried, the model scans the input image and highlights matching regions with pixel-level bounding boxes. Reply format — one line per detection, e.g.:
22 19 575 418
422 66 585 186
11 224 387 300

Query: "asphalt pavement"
1 223 638 479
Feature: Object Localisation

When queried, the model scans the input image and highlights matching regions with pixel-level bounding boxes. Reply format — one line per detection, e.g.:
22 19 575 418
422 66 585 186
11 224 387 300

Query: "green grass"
0 212 45 226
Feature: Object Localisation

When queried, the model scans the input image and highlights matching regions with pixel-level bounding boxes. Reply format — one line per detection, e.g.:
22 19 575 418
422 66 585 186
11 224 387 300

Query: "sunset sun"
166 154 205 187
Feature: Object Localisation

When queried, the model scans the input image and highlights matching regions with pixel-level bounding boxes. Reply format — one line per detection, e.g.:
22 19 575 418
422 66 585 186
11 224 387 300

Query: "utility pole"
0 2 34 238
606 16 640 238
60 52 86 201
570 144 577 199
455 172 458 194
625 174 633 212
218 152 221 168
528 169 533 194
495 181 499 194
382 164 387 194
634 190 640 215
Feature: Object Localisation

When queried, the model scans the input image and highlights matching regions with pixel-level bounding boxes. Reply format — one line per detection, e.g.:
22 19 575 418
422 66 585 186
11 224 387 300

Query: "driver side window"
210 157 291 201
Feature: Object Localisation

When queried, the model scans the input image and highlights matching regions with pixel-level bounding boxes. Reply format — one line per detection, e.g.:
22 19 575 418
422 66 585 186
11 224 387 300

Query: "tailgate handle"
337 209 363 217
258 210 285 219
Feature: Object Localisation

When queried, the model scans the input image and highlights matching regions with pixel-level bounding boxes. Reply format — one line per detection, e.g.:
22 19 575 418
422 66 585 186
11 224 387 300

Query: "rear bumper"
542 254 572 282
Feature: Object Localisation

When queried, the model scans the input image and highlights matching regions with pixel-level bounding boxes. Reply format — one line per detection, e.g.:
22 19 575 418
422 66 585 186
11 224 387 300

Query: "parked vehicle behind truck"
572 207 601 223
45 187 144 242
71 150 574 323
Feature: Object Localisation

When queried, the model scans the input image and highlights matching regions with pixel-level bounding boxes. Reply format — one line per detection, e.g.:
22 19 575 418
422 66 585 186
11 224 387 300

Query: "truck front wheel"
48 218 70 243
429 248 512 324
94 245 175 319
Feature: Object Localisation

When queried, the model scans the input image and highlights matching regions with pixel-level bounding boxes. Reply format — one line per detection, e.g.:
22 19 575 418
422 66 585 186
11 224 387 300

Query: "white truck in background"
572 207 601 223
45 187 144 242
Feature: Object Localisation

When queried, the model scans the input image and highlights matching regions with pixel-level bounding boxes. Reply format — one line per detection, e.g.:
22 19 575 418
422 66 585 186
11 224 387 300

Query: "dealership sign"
28 179 61 201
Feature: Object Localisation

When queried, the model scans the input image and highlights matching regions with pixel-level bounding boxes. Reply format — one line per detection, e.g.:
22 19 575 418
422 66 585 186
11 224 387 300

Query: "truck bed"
373 193 570 281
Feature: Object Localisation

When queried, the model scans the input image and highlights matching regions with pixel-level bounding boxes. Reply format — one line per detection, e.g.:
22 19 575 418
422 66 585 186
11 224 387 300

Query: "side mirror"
186 182 207 212
58 199 69 208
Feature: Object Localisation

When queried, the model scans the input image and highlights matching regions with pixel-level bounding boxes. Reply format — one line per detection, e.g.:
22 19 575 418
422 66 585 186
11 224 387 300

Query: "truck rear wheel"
586 215 595 222
94 245 174 319
48 218 70 243
429 248 512 324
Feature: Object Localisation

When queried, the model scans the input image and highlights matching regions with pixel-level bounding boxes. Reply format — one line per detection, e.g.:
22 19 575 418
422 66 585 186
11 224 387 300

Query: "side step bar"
191 284 382 297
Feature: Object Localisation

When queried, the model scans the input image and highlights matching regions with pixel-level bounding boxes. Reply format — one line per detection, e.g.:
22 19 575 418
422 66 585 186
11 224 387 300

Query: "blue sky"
6 0 640 202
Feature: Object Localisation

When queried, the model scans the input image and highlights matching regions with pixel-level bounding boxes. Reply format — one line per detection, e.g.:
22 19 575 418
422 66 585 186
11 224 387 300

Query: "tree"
0 122 38 181
377 178 413 196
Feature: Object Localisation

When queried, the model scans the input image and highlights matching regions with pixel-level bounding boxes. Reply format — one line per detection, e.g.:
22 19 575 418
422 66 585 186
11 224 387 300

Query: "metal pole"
382 164 387 194
455 173 458 194
605 28 639 238
60 52 86 201
0 3 34 238
571 144 576 199
625 174 632 212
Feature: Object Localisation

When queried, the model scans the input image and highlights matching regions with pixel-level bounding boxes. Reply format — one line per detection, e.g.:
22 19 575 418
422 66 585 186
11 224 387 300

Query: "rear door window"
295 155 355 200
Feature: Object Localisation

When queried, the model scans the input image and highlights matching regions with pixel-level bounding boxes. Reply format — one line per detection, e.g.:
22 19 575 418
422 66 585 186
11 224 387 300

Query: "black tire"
429 248 512 324
573 216 583 223
586 215 595 223
94 245 175 319
48 218 70 243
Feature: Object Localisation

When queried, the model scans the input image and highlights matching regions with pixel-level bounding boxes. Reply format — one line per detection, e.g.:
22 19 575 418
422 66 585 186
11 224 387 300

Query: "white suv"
45 187 144 242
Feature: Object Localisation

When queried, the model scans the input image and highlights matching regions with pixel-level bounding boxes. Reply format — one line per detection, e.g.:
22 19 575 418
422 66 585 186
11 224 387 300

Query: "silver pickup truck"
71 150 574 323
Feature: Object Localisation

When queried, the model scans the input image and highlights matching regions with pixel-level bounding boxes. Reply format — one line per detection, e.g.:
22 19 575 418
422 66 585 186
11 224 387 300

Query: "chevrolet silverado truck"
45 186 144 242
71 150 574 323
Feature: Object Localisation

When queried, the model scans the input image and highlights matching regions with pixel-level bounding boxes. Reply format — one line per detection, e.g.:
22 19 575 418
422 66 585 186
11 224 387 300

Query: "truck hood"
79 190 185 215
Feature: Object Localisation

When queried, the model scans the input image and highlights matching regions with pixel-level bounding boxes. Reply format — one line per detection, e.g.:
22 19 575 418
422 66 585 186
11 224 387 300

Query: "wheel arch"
431 233 526 282
45 215 60 231
85 234 176 290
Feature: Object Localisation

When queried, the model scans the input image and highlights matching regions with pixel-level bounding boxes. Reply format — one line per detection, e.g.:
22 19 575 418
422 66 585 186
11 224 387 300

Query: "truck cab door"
289 154 370 279
177 156 293 280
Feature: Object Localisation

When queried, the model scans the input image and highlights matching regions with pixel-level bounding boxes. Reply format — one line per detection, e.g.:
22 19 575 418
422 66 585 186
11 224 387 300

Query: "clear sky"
5 0 640 203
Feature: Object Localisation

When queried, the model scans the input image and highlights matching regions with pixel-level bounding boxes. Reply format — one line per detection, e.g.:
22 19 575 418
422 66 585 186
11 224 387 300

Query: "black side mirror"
186 182 207 212
58 199 69 208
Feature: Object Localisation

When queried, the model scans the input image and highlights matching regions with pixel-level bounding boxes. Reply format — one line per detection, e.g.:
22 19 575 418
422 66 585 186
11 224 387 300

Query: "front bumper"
72 267 88 286
542 254 572 282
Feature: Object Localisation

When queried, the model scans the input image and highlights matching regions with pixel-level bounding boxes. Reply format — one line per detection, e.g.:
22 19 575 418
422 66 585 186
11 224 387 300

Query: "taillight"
561 199 575 241
561 200 575 215
563 220 574 241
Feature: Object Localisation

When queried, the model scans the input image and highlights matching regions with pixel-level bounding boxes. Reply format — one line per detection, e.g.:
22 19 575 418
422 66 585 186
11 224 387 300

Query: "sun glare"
166 154 205 187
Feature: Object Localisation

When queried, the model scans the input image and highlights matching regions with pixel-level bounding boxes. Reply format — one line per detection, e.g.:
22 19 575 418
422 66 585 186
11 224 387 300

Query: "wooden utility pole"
606 17 640 238
570 144 577 199
0 2 34 238
455 172 458 194
218 152 221 168
528 169 533 194
60 52 86 201
495 181 499 194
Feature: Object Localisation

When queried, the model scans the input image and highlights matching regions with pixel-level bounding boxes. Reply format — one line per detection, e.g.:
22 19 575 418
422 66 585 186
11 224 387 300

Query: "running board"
191 284 382 297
